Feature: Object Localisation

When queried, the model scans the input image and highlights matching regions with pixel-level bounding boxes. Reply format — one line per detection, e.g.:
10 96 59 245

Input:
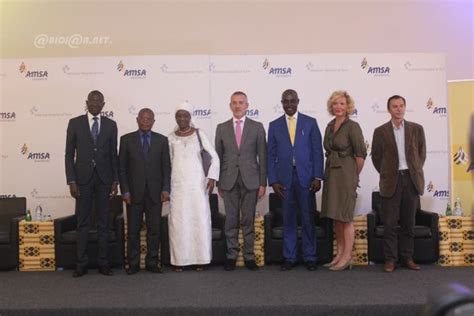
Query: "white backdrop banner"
0 54 449 218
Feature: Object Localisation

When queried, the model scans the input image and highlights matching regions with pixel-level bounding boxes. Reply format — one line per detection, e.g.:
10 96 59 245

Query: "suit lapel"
226 119 239 151
132 131 145 161
81 115 95 145
150 131 160 159
294 114 304 147
279 115 292 146
404 121 412 159
385 121 400 164
96 116 106 145
240 118 251 150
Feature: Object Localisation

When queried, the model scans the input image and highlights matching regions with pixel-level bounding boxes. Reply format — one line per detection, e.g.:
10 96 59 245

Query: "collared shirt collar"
233 116 246 124
391 119 404 130
285 111 298 121
87 112 100 130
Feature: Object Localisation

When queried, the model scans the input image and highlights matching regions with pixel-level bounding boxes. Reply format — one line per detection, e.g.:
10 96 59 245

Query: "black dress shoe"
145 266 163 274
244 260 259 271
126 266 139 275
72 268 88 278
224 259 236 271
305 261 317 271
99 266 113 276
281 261 296 271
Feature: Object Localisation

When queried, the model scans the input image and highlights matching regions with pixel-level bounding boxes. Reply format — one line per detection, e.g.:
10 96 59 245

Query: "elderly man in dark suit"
119 108 171 275
371 95 426 273
215 91 267 271
65 90 119 277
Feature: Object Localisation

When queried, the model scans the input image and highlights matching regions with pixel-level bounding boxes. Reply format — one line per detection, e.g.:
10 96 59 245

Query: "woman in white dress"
168 102 220 271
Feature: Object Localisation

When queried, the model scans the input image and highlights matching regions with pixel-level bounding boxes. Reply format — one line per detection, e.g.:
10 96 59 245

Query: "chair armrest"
264 212 274 234
114 213 125 238
367 211 377 239
54 215 77 236
212 212 225 230
416 209 438 227
9 216 24 243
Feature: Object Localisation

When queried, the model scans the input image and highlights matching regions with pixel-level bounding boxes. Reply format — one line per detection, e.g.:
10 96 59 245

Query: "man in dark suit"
267 89 324 271
65 90 119 277
215 91 267 271
371 95 426 272
119 108 171 275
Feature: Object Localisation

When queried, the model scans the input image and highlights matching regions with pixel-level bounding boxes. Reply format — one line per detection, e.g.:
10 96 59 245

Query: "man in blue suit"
267 89 324 271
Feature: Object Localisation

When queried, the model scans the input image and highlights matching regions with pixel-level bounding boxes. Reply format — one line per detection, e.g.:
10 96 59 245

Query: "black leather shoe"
224 259 236 271
126 266 139 275
244 260 259 271
99 266 113 276
72 268 88 278
145 265 163 274
281 261 296 271
305 261 317 271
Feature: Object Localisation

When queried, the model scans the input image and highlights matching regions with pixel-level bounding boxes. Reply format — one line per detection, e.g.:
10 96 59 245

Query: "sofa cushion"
212 228 222 240
272 226 326 239
60 230 118 244
0 231 10 244
375 225 432 238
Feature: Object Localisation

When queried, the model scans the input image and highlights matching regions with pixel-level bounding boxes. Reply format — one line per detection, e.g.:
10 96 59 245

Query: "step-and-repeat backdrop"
0 54 449 218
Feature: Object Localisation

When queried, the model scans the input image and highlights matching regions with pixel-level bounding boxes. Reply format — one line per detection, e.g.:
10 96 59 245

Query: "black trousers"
126 185 162 269
380 170 419 263
76 170 111 269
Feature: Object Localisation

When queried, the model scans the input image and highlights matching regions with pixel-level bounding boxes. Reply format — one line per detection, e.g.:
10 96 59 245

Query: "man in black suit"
119 108 171 275
65 90 119 277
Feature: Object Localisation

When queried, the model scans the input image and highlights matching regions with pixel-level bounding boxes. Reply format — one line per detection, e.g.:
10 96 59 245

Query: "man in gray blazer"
371 95 426 273
215 91 267 271
119 108 171 275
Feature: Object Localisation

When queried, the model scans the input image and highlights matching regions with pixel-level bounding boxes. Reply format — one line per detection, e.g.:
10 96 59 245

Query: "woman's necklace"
177 126 192 134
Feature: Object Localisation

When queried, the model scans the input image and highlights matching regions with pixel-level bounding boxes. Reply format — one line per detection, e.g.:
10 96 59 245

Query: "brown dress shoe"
384 261 396 272
402 260 421 271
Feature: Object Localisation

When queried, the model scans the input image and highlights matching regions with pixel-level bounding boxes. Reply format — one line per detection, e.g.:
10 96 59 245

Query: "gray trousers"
223 173 257 261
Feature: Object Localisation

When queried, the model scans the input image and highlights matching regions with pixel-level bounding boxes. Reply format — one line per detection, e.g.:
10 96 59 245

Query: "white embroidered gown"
168 130 220 266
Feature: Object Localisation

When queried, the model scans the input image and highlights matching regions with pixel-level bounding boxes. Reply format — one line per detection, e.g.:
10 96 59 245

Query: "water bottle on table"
35 204 43 221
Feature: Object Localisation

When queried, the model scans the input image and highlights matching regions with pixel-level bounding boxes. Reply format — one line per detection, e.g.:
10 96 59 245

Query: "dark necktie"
142 133 150 160
91 117 99 144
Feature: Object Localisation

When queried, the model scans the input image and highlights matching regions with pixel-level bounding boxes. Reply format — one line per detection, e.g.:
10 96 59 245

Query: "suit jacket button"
94 148 97 151
236 164 239 168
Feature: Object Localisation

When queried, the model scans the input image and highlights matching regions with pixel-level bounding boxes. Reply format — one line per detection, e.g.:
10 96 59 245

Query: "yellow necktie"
288 116 295 146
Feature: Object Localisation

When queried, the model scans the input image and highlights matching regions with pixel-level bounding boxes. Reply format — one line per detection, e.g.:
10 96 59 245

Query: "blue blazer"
267 113 324 188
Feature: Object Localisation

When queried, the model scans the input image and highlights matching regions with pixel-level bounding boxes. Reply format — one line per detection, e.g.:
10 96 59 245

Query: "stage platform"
1 264 473 315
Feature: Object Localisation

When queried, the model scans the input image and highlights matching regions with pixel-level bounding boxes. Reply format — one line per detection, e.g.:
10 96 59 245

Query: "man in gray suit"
119 108 171 275
215 91 267 271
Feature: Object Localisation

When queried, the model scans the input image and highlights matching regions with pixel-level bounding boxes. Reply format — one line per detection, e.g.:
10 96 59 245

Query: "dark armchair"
264 193 333 264
367 191 439 263
161 193 226 265
54 196 125 268
0 197 26 270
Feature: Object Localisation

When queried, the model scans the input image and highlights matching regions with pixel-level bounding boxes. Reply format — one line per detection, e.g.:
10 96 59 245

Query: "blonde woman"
321 91 366 271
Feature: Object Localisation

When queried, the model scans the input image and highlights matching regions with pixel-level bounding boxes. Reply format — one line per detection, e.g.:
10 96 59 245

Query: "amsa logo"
117 60 147 79
263 58 292 77
0 112 16 121
246 108 260 119
426 97 447 115
192 107 211 119
19 62 48 80
101 111 114 118
0 194 17 198
360 57 390 76
21 143 50 162
426 181 449 199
